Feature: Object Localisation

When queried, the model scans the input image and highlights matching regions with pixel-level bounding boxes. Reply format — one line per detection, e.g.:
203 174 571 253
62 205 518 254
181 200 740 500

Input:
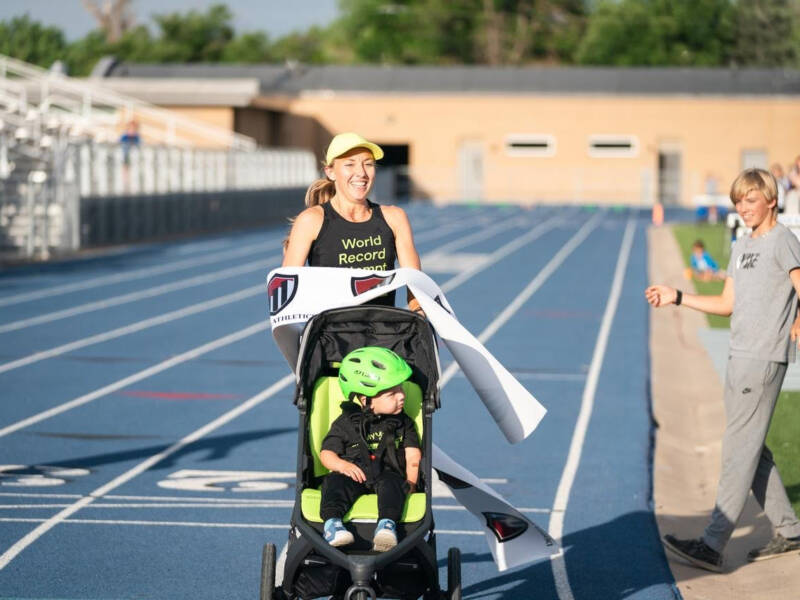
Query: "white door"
458 141 484 201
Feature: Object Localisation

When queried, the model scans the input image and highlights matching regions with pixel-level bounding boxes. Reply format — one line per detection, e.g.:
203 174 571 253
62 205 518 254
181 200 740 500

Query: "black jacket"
321 403 420 483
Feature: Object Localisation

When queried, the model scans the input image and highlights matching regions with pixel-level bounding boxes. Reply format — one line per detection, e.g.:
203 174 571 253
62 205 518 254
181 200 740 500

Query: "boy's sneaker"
372 518 398 552
746 534 800 562
323 518 354 547
662 534 723 573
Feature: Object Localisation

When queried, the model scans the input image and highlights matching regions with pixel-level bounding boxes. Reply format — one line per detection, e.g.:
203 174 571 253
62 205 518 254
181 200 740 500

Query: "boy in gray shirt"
645 168 800 572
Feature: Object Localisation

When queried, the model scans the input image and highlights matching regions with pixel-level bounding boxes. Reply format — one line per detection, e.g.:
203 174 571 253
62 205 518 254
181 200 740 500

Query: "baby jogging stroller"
260 305 461 600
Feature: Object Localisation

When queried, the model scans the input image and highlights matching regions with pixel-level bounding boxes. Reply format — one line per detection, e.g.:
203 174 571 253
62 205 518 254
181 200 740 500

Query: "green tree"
576 0 735 66
150 3 235 62
0 15 68 69
477 0 587 64
64 30 109 76
731 0 797 66
337 0 447 64
65 25 157 76
336 0 586 65
268 26 341 64
222 31 275 63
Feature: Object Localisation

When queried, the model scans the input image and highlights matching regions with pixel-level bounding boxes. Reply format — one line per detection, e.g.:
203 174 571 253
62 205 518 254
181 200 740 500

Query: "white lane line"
0 503 295 509
0 373 296 570
412 207 530 244
0 517 486 536
443 368 585 382
440 212 569 293
0 257 277 334
0 517 289 529
0 237 283 308
0 321 271 439
107 494 290 504
421 214 526 257
0 285 264 375
440 212 603 386
0 492 82 499
548 217 636 600
175 240 231 255
412 214 488 244
0 501 551 513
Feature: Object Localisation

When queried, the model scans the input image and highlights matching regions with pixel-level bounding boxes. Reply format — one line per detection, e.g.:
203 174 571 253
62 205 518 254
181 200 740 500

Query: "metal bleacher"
0 54 316 260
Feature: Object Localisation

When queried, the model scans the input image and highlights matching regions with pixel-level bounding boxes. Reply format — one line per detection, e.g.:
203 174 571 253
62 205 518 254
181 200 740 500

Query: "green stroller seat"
300 376 427 524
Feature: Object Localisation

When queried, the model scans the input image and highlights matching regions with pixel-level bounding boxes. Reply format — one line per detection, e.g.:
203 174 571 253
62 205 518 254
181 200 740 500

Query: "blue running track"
0 205 680 599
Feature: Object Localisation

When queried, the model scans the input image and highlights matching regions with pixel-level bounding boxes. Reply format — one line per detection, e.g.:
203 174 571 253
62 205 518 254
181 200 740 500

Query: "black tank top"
309 200 397 306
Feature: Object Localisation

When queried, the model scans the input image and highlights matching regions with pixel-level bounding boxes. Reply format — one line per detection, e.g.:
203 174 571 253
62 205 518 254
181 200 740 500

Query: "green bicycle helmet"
338 346 413 402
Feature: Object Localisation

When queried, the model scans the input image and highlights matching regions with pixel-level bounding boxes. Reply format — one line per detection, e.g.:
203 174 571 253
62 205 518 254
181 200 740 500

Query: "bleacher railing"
0 53 256 150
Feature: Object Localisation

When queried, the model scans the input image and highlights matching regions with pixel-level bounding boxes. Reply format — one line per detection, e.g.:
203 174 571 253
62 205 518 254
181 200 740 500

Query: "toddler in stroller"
261 305 460 600
320 346 422 553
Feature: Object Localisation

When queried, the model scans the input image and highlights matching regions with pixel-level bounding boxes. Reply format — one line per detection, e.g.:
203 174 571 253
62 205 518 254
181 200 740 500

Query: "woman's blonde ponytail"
304 178 336 208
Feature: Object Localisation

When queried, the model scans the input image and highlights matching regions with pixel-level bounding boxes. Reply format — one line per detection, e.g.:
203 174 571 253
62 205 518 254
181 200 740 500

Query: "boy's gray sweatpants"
703 356 800 552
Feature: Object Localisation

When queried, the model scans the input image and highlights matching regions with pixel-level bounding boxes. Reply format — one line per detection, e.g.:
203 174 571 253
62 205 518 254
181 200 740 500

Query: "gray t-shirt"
727 222 800 362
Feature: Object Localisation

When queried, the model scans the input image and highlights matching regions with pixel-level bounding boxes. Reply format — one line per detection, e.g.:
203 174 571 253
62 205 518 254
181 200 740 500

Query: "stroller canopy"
295 306 440 409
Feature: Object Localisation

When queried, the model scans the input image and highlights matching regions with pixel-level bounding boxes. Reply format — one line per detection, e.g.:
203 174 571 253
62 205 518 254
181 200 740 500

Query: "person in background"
703 172 720 224
770 163 789 213
120 119 141 165
645 168 800 572
686 240 725 281
119 119 141 192
785 155 800 214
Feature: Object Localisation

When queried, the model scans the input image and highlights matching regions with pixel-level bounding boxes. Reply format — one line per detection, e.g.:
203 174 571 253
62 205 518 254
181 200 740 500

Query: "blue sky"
0 0 341 40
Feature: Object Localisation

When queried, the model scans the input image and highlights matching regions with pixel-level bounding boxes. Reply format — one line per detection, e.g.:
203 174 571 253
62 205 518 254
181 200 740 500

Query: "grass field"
769 392 800 515
672 223 800 515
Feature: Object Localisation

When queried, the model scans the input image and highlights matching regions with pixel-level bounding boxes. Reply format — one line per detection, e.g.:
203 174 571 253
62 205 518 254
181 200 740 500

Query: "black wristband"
675 289 683 306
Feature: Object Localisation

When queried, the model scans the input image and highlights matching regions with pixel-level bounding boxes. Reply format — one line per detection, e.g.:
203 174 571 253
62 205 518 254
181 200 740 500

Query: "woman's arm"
281 206 324 267
644 277 735 316
383 205 423 310
383 205 421 269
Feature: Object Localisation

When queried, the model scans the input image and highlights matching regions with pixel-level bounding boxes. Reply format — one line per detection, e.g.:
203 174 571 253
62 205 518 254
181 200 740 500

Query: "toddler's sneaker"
323 518 354 547
372 518 398 552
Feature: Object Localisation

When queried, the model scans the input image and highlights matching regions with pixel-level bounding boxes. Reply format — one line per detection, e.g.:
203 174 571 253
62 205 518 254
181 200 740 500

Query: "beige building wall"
276 93 800 206
162 106 234 130
155 93 800 205
155 106 236 148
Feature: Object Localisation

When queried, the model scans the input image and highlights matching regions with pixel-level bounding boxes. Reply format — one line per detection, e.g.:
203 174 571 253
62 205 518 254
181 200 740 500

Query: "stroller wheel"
446 547 461 600
344 584 376 600
260 543 276 600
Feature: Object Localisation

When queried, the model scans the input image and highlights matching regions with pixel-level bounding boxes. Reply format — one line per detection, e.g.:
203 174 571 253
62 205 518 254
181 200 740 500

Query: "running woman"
283 132 422 311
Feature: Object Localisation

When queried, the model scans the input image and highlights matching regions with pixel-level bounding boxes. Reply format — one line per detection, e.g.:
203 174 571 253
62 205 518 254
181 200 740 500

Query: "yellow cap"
325 132 384 165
